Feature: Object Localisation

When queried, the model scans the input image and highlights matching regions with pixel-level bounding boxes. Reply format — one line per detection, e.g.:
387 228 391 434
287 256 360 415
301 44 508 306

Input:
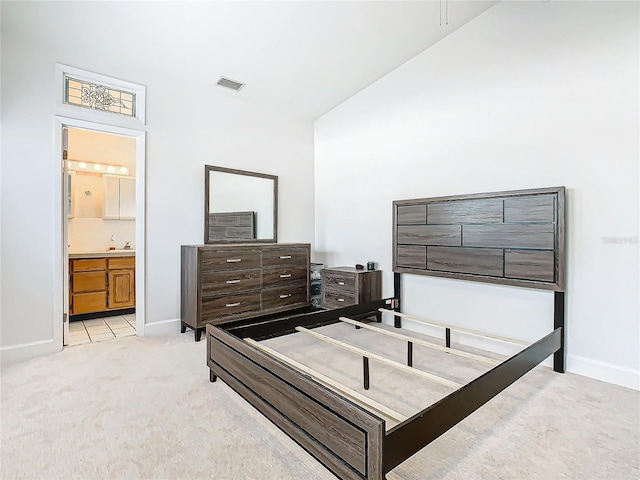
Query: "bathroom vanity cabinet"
69 253 135 315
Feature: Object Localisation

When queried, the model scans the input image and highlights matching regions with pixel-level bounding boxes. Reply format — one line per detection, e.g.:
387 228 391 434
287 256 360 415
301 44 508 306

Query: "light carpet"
1 325 638 479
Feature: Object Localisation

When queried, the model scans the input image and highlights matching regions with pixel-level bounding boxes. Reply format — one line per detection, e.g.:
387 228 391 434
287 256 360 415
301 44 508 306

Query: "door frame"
53 116 146 346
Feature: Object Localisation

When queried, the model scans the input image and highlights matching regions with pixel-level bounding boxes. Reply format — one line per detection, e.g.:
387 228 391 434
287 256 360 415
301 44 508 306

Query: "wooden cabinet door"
108 269 135 309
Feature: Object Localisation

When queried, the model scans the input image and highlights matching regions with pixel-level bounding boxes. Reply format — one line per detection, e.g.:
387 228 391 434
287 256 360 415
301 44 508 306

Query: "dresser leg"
210 370 217 383
180 322 186 334
195 328 203 342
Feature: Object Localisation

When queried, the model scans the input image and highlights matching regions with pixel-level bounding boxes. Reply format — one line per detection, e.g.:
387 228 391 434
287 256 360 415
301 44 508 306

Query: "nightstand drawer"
323 272 356 292
323 289 356 308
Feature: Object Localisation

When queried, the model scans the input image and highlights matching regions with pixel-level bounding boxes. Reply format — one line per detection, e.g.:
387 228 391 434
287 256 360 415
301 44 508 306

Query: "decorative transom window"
64 75 136 117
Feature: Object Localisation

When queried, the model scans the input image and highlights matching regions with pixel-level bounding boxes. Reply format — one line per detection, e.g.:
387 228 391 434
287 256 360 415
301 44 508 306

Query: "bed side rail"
207 324 386 480
383 327 562 473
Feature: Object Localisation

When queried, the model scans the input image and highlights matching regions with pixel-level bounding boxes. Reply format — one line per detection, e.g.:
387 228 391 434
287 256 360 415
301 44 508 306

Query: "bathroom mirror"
205 165 278 244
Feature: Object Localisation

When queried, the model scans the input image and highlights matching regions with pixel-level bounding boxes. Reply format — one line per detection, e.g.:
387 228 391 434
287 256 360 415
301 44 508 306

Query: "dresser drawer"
262 248 308 267
201 292 261 323
262 266 307 287
201 249 261 271
202 269 261 295
72 292 107 314
262 284 308 311
323 271 356 293
71 258 107 272
72 271 106 293
323 289 356 309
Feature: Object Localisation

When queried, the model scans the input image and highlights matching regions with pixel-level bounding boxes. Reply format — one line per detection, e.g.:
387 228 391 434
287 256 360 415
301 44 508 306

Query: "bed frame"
205 186 566 480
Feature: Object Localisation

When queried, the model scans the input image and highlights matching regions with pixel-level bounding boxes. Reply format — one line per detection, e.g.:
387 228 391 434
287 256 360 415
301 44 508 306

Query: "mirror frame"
204 165 278 244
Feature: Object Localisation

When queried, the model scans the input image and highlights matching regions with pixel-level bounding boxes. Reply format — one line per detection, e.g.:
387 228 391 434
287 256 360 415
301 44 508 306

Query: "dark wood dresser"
181 243 310 341
322 266 382 313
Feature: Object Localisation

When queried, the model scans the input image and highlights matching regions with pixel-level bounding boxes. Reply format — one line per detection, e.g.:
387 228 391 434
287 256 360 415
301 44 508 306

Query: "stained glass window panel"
64 75 136 117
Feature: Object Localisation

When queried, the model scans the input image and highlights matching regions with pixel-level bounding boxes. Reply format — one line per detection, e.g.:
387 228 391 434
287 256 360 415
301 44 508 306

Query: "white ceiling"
3 1 499 120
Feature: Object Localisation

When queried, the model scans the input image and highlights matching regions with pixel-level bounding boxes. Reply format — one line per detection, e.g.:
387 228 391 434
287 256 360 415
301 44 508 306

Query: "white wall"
315 1 639 388
0 4 315 358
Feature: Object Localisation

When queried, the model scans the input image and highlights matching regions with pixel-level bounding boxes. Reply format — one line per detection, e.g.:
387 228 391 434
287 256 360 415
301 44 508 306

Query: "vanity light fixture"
67 159 129 176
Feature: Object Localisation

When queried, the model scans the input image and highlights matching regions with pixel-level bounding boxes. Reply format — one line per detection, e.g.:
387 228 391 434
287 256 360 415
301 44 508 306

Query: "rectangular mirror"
205 165 278 244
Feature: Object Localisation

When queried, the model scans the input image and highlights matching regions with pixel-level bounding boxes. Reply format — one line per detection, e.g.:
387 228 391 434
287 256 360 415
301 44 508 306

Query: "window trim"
55 64 146 126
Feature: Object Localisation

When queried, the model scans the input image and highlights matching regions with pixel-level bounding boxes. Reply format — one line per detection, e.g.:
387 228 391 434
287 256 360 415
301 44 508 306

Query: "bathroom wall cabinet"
103 175 136 220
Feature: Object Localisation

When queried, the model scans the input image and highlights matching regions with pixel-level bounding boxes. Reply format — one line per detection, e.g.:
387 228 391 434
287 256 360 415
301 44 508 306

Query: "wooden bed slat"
339 316 499 366
295 326 462 389
378 308 529 346
245 338 407 423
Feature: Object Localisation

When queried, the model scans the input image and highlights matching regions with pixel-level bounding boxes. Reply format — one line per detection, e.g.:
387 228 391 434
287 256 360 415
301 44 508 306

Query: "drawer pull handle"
225 302 241 307
279 294 292 299
338 281 345 285
279 255 292 259
226 259 242 263
338 298 345 302
226 279 241 284
280 274 292 278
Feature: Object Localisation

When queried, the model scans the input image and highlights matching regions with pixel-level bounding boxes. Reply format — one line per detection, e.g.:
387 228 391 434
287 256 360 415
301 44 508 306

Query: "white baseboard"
143 318 181 336
567 354 639 390
0 339 58 367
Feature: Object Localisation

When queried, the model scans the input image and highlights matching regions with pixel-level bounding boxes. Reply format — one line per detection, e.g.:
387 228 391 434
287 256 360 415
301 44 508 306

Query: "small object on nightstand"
355 264 364 270
367 261 376 270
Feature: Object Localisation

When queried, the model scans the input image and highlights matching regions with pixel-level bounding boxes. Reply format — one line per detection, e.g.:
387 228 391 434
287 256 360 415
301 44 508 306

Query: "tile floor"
67 314 136 346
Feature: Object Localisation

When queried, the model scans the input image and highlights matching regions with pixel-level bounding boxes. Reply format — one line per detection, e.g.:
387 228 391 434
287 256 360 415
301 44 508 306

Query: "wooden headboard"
393 187 565 291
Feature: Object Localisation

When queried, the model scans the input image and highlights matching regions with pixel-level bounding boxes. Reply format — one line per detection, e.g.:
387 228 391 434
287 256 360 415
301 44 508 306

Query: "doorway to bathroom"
57 119 146 348
65 127 137 346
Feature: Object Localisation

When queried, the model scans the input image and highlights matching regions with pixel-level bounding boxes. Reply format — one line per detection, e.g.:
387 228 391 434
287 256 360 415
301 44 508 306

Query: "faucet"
123 241 131 250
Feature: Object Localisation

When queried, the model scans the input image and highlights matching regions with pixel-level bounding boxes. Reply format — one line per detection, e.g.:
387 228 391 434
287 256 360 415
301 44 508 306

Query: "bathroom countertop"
69 250 135 259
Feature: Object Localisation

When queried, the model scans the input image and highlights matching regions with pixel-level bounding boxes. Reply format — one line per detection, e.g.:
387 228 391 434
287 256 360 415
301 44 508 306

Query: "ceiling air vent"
217 77 245 91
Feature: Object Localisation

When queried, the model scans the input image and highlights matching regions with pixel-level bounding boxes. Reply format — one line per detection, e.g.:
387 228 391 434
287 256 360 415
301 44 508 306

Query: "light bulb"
67 161 73 169
78 162 87 169
107 166 115 173
94 164 102 171
120 167 128 174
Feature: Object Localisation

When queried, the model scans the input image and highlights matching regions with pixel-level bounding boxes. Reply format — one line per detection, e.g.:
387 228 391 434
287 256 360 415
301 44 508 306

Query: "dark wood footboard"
207 324 386 480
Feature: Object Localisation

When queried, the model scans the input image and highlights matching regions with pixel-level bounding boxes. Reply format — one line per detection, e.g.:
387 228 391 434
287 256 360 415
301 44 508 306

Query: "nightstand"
322 267 382 315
